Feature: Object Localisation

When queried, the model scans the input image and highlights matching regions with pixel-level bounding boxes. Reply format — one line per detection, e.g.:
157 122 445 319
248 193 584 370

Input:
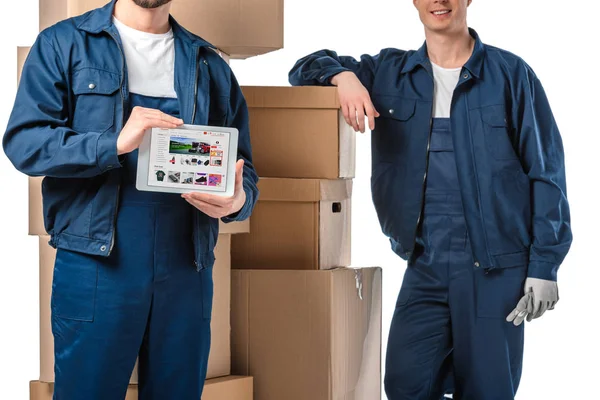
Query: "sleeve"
514 63 573 281
2 33 122 178
288 49 382 92
221 70 259 223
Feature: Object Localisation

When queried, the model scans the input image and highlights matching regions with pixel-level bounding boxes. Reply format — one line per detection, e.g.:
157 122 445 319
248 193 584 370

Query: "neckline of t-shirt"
431 61 462 72
113 16 173 40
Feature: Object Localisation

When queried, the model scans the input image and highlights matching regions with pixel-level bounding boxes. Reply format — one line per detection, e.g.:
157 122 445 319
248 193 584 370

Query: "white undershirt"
113 16 177 98
431 62 462 118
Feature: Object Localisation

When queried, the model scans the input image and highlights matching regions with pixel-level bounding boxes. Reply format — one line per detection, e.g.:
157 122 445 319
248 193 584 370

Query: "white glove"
506 278 559 326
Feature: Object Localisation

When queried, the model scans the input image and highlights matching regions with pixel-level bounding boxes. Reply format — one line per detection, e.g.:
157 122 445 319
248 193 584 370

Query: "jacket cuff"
318 67 351 86
96 131 122 173
221 181 255 223
527 261 559 281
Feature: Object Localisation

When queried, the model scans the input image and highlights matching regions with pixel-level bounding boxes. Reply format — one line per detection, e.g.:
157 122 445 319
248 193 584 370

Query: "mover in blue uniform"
3 0 258 398
289 0 572 399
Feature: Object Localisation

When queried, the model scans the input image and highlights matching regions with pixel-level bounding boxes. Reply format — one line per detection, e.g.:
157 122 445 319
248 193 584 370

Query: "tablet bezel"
136 124 239 197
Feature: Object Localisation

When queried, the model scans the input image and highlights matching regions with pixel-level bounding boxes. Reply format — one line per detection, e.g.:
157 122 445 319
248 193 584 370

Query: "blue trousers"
384 119 526 400
51 92 213 399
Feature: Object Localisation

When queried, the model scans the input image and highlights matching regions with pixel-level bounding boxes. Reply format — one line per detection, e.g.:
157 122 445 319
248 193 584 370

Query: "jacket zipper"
410 74 435 256
464 94 493 269
192 46 201 269
107 29 126 255
191 47 201 124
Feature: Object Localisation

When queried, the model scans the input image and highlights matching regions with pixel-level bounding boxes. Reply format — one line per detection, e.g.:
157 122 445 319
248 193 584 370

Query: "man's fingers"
144 118 180 130
365 101 376 131
342 103 352 127
236 159 245 182
532 299 542 317
183 196 224 218
535 301 549 319
146 108 184 125
506 308 519 323
234 160 245 194
356 103 366 133
507 294 530 326
514 310 528 326
184 192 232 208
348 105 359 132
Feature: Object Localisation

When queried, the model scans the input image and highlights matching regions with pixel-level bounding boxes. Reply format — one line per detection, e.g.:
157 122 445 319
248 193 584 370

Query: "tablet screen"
147 127 230 192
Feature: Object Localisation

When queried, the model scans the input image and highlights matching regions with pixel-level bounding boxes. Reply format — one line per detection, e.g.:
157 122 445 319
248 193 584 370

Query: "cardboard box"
231 268 382 400
39 233 233 382
231 178 352 270
28 176 248 236
30 375 253 399
30 381 138 400
202 375 254 400
38 0 283 59
241 86 356 179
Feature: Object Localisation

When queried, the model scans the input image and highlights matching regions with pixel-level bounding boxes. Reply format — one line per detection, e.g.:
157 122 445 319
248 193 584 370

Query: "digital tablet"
136 124 239 197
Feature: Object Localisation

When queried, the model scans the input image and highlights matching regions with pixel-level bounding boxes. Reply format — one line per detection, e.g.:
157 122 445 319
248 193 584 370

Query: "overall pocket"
475 265 527 319
51 248 98 322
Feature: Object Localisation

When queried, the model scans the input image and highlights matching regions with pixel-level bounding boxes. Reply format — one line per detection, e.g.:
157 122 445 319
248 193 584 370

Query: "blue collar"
401 27 485 79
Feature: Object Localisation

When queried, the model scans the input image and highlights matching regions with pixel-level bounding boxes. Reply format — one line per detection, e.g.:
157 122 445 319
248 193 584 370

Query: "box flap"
257 178 352 202
202 376 253 400
242 86 340 109
219 219 250 234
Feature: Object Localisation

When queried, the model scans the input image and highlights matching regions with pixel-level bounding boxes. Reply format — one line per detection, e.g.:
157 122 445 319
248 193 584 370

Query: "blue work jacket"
3 0 259 271
289 29 571 281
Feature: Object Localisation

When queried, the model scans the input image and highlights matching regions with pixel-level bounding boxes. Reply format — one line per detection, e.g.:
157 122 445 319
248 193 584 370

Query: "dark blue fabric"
3 0 258 269
51 203 212 400
51 94 210 399
289 29 572 281
120 93 186 204
384 120 525 399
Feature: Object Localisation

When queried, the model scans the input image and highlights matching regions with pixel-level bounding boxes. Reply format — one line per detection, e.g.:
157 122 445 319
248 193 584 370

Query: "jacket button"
474 261 480 267
203 59 208 65
88 83 96 90
463 74 469 79
389 109 395 115
100 245 107 252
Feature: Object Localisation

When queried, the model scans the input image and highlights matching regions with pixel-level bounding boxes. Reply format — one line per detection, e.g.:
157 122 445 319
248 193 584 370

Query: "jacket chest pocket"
208 95 229 126
371 95 417 163
481 104 518 160
71 68 120 133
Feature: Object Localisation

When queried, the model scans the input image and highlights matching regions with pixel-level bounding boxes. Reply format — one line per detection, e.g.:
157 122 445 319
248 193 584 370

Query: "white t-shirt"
431 62 462 118
113 17 177 98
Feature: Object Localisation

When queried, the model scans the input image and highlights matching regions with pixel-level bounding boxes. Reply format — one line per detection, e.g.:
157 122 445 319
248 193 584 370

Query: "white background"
0 0 597 399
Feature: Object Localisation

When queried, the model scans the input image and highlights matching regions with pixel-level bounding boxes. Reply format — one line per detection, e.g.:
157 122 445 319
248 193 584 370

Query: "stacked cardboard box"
230 86 383 399
30 376 253 400
20 0 284 397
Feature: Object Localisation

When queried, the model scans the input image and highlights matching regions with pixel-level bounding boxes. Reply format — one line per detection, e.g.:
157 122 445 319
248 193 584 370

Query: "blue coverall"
289 28 572 399
52 94 212 400
384 118 525 399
